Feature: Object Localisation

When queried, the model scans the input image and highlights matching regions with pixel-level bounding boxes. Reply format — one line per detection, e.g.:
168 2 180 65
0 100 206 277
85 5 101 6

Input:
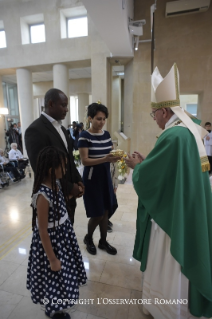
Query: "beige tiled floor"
0 176 152 319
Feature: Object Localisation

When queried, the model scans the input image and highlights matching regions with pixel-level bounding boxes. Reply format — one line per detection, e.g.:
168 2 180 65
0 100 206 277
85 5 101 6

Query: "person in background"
69 121 77 140
204 121 212 174
17 122 22 135
8 143 26 177
17 121 22 150
9 143 24 161
73 123 82 150
80 122 84 131
6 124 22 152
0 148 23 181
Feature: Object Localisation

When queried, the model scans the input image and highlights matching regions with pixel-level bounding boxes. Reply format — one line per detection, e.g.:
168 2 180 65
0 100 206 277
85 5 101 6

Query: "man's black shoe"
98 240 117 255
84 234 97 255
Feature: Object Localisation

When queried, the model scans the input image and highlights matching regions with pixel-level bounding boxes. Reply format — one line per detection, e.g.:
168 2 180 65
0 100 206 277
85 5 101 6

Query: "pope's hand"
132 151 145 162
125 153 141 169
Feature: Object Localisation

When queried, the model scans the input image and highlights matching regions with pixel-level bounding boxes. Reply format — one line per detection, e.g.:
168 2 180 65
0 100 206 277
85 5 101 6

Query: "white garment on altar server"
204 131 212 156
142 220 206 319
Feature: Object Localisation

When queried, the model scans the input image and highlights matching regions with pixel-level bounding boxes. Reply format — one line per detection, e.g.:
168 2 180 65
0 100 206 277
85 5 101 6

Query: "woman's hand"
50 258 61 271
125 153 141 169
105 154 121 163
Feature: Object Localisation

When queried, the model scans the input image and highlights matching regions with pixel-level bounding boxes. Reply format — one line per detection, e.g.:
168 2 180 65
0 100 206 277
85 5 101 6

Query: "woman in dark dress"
78 103 120 255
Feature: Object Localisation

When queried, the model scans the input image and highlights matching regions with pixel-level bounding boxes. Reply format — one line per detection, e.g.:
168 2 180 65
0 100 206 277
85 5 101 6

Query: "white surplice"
142 220 206 319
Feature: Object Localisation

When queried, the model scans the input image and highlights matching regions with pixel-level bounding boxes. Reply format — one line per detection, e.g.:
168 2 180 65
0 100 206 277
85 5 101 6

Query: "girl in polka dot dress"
27 146 87 319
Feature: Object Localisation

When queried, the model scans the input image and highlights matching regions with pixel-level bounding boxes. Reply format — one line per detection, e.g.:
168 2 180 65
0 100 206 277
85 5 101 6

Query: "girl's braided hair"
31 146 69 230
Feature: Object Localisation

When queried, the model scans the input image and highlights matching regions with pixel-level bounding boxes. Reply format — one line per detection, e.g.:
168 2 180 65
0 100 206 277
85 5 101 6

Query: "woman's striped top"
78 130 113 158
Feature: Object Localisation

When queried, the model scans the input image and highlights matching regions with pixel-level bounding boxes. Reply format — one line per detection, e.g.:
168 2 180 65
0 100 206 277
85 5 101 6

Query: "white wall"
0 0 92 69
33 78 91 97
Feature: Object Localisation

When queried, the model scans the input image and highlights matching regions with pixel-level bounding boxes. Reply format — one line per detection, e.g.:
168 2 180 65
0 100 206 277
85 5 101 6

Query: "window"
20 14 45 45
30 24 45 43
0 30 6 48
180 94 198 117
186 104 198 117
67 17 88 38
3 82 20 130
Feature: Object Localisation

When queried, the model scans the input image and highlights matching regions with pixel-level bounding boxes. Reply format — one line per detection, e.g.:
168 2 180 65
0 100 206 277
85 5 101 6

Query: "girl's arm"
79 147 121 166
37 194 61 271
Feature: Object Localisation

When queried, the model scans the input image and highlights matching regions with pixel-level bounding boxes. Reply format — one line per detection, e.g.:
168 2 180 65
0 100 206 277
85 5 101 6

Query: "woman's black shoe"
98 240 117 255
84 234 97 255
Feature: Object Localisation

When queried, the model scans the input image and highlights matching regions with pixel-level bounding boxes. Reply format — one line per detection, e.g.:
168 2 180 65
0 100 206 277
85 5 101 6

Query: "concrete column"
16 68 34 156
78 93 89 123
91 41 111 131
53 64 70 128
111 76 121 140
0 76 5 148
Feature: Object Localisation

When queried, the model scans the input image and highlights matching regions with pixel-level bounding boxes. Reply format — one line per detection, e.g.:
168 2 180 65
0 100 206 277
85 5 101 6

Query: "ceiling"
1 67 92 84
2 65 125 84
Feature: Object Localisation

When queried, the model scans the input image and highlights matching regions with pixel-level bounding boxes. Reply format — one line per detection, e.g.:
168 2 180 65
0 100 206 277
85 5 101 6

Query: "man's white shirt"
41 112 68 151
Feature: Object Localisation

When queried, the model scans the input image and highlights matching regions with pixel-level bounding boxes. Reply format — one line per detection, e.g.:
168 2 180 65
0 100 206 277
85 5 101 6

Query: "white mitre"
151 63 209 172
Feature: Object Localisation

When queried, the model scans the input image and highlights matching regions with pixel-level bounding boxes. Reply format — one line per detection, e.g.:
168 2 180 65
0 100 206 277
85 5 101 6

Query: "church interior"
0 0 212 318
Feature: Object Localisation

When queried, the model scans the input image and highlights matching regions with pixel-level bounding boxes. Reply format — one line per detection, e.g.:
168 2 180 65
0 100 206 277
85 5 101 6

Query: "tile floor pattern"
0 176 153 319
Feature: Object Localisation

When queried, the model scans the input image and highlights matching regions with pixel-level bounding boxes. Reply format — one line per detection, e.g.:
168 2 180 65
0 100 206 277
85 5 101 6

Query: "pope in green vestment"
130 124 212 317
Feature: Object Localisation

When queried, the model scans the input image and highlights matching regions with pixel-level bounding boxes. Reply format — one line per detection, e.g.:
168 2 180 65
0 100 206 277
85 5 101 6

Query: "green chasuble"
133 125 212 317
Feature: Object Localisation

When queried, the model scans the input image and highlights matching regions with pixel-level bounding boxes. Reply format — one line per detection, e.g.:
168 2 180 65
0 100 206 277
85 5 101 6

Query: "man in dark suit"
25 88 84 224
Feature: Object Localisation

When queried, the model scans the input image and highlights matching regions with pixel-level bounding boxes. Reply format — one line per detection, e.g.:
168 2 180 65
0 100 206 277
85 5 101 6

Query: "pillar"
16 68 34 156
78 93 89 124
53 64 69 128
0 76 5 148
91 40 111 131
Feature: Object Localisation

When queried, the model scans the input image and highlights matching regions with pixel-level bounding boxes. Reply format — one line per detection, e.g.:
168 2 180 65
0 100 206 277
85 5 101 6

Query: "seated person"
9 143 28 176
0 148 23 181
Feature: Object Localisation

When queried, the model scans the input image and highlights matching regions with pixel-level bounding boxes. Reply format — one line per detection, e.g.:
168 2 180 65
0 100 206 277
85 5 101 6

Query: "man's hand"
77 181 85 197
206 136 210 141
70 183 81 197
125 153 142 169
